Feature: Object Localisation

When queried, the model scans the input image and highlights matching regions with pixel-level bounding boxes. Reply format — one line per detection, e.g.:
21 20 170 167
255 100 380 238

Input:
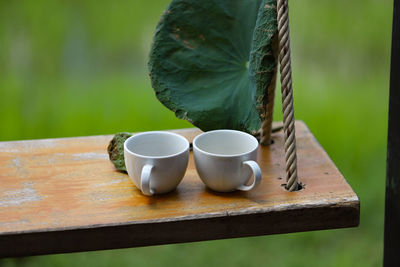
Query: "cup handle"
237 160 262 191
141 164 154 196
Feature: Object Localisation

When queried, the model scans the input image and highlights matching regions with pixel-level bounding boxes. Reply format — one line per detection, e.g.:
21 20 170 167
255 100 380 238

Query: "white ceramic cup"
124 131 189 196
193 130 262 192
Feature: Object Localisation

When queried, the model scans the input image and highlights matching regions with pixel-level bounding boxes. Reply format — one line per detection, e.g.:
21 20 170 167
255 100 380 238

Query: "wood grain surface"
0 121 359 257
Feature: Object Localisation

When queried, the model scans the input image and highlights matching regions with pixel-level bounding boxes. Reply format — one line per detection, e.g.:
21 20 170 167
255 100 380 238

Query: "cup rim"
124 131 189 159
193 129 259 158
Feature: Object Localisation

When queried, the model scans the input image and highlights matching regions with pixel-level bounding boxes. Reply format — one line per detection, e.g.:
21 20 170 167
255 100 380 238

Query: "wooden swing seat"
0 121 359 258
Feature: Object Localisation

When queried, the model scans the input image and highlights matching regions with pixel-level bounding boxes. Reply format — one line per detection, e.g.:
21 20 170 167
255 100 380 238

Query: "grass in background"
0 0 392 266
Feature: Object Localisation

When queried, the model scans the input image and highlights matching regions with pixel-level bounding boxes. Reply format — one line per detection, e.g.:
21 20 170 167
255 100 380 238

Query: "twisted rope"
257 0 299 190
277 0 298 191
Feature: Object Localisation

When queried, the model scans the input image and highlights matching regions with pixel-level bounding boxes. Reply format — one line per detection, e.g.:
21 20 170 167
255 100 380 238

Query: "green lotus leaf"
148 0 277 134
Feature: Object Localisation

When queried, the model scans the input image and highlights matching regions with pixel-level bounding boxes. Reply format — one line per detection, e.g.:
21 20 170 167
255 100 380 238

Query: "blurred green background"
0 0 391 266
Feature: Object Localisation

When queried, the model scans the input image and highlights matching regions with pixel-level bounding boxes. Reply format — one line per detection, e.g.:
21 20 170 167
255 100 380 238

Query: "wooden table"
0 121 359 257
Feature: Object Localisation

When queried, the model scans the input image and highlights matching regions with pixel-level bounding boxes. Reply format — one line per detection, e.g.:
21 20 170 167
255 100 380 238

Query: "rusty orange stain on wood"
0 122 358 234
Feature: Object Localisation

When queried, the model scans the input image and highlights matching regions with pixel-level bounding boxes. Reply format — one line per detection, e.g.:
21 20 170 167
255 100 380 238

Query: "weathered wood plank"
0 121 359 257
